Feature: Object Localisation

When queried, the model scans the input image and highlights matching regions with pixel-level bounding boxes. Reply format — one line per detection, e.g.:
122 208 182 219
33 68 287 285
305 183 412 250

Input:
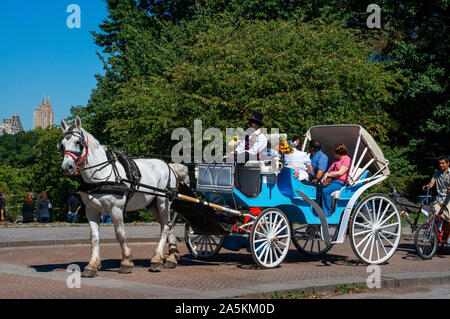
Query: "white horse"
59 116 187 277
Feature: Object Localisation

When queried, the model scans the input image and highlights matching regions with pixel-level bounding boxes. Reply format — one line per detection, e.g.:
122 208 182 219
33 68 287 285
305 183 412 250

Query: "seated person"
284 136 313 183
309 139 329 183
228 111 267 163
320 144 351 216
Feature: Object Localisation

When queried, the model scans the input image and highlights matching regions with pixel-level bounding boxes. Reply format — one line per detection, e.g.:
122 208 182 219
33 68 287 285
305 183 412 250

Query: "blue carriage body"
187 125 396 266
200 166 368 225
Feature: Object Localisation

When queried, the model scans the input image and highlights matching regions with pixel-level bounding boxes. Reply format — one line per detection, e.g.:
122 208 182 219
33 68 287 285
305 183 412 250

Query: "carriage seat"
278 167 317 200
330 169 370 201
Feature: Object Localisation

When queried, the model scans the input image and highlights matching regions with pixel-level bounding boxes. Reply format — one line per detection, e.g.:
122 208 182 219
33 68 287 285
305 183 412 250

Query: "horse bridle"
58 128 89 175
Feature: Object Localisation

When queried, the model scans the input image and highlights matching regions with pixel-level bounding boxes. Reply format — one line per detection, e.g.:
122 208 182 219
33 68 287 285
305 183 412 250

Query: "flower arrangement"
279 138 294 155
228 135 238 148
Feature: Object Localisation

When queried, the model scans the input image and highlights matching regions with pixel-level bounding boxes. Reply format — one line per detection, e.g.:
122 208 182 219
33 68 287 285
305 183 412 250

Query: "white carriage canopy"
303 125 390 182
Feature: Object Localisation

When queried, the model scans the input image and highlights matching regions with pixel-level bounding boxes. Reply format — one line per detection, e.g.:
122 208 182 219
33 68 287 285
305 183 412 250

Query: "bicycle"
390 185 429 236
414 186 448 260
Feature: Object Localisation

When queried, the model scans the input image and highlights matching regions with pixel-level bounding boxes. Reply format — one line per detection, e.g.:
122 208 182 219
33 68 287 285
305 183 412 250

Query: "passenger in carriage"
284 137 313 183
320 144 351 216
309 139 329 184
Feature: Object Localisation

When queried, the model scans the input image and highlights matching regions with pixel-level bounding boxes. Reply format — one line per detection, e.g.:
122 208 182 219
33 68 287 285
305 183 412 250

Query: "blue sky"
0 0 109 130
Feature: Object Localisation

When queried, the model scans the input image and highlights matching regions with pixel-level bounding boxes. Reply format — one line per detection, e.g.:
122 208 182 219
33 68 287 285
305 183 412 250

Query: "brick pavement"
0 232 450 298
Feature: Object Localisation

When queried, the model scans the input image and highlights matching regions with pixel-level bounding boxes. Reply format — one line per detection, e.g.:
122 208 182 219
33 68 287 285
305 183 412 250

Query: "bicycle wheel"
414 223 438 260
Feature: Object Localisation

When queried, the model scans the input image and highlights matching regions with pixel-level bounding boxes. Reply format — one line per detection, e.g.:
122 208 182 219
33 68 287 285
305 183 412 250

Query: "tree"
73 0 447 196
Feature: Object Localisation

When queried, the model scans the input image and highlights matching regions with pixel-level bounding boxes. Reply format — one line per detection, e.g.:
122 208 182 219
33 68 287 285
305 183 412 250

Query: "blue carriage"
174 125 401 268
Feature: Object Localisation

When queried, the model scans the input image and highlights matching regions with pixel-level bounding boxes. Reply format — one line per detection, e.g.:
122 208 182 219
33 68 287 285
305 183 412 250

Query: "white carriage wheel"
184 224 224 260
350 194 402 264
291 223 337 256
250 208 291 269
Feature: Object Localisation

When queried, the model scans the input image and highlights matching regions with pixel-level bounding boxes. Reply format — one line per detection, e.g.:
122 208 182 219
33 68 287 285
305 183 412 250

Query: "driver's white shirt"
235 129 267 156
284 149 311 180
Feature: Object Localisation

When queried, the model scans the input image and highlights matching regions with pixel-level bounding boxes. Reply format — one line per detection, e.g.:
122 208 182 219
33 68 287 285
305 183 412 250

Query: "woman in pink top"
320 144 351 216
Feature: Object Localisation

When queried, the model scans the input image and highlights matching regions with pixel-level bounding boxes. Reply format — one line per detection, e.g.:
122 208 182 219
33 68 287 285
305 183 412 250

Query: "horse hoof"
97 263 102 271
119 266 133 274
149 263 163 272
81 269 97 278
164 260 177 269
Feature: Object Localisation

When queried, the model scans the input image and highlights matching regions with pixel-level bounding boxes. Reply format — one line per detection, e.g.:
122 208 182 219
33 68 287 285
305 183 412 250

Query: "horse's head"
58 116 88 175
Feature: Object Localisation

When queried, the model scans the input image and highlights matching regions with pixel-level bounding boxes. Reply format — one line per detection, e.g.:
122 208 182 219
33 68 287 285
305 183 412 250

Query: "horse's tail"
169 163 188 181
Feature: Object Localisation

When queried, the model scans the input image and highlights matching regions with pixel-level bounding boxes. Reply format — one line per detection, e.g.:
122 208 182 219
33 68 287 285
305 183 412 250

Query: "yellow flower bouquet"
279 138 294 155
228 135 238 148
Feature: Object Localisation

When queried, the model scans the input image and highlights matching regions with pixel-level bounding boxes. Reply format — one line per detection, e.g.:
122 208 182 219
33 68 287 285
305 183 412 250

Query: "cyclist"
422 155 450 239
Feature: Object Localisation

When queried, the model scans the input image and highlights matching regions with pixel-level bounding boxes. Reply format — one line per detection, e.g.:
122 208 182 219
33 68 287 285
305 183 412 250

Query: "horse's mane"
82 129 107 151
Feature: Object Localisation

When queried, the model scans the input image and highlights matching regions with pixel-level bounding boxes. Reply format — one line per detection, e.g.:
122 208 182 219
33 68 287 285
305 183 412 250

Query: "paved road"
1 227 450 298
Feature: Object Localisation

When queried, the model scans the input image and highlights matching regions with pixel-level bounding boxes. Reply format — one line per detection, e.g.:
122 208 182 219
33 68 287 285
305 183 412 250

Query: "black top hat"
247 111 264 126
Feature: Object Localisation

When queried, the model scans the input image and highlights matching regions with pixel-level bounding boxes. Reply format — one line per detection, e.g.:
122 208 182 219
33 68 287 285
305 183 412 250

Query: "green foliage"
0 127 82 222
30 127 83 221
75 0 448 199
381 145 428 196
334 283 364 294
81 17 402 158
0 131 39 168
2 0 447 223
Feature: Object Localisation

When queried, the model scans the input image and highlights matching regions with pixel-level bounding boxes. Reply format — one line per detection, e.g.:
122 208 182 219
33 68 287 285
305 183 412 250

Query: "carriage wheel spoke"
361 234 374 256
302 238 309 249
376 198 383 220
273 217 284 235
375 235 380 260
274 242 283 256
257 242 270 259
207 237 214 252
355 232 373 249
277 240 288 248
272 215 279 233
274 224 288 236
370 199 376 222
379 223 399 230
255 231 268 238
378 234 388 256
354 229 372 236
377 204 390 225
378 211 396 228
269 244 273 265
358 210 373 226
380 230 397 237
254 238 268 244
369 233 375 261
378 231 394 247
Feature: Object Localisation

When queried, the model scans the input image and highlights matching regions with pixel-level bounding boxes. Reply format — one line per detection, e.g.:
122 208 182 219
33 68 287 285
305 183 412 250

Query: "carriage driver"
228 111 268 163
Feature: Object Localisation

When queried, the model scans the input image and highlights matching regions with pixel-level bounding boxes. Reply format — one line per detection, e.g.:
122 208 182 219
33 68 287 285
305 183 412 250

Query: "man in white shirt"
232 111 267 163
284 137 313 181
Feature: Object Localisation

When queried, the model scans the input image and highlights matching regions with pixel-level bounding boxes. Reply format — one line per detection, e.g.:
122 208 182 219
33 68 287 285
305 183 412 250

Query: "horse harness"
59 128 178 211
